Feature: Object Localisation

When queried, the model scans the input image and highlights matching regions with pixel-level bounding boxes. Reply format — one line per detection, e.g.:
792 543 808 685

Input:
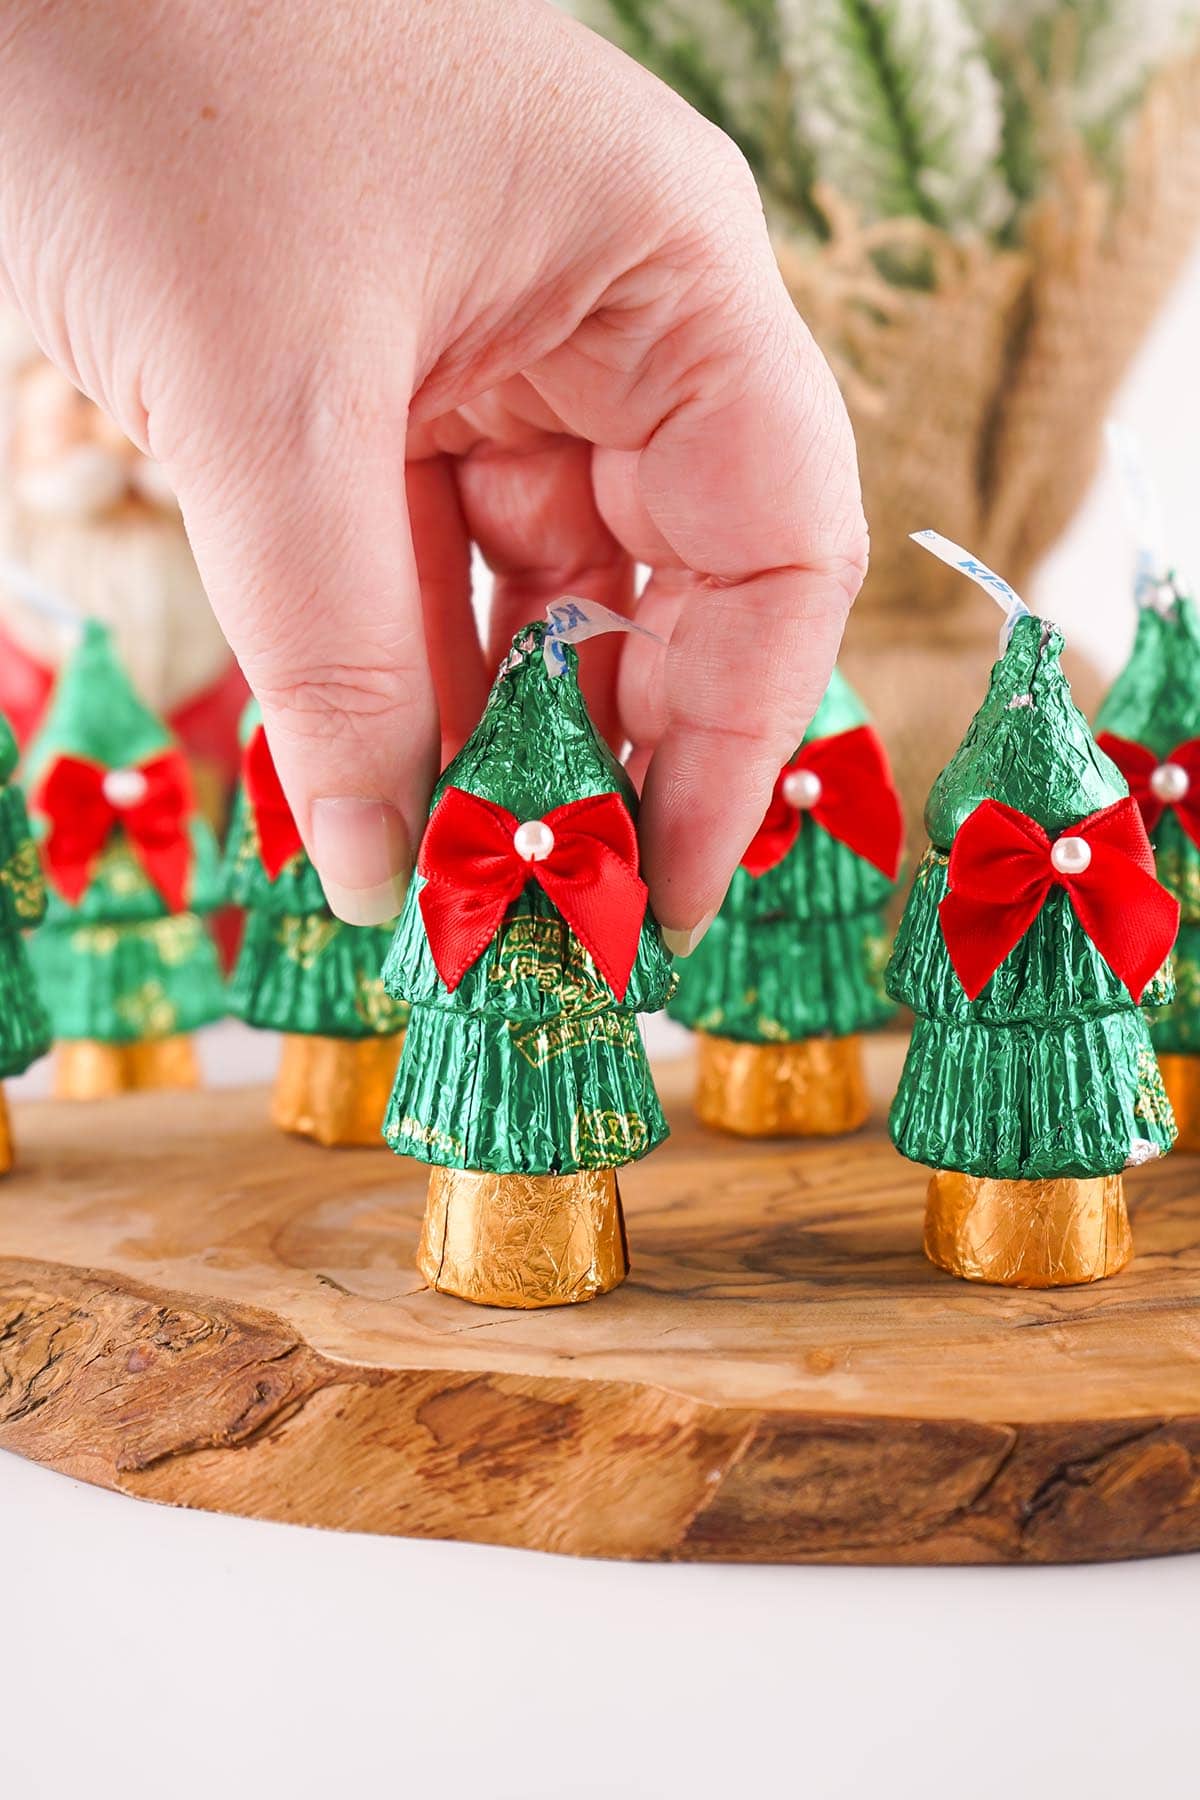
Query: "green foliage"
570 0 1198 245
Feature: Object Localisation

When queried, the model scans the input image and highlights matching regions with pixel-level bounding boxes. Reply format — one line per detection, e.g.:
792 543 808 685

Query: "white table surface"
4 252 1200 1800
2 1447 1197 1800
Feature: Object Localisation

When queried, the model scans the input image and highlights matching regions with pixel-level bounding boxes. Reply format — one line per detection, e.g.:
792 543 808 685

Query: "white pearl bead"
102 767 149 809
1151 761 1190 804
781 769 823 811
513 818 555 863
1050 835 1092 877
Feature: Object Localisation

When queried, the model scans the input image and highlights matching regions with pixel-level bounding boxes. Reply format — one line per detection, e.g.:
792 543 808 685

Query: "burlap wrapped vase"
776 56 1200 829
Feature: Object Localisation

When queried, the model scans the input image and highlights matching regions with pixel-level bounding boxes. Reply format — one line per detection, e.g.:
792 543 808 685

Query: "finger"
529 162 868 944
174 411 438 926
407 454 489 762
633 566 852 950
457 435 635 746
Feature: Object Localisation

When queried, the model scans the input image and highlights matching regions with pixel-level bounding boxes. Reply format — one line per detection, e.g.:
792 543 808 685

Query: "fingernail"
310 797 411 926
661 912 716 958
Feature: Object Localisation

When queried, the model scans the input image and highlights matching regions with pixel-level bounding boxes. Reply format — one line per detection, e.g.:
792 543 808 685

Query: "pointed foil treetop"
925 614 1126 848
1096 580 1200 761
25 618 174 785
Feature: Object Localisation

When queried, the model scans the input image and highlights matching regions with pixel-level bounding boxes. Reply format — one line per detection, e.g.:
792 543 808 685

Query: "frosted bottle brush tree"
575 0 1199 243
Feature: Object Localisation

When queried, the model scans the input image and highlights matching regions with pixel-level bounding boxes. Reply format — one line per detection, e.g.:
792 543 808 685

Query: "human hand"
0 0 866 948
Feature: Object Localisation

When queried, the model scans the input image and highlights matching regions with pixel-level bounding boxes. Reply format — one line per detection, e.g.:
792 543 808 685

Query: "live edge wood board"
3 1037 1200 1566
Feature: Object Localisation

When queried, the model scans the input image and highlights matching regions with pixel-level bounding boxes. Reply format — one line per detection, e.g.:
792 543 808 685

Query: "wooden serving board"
2 1037 1200 1565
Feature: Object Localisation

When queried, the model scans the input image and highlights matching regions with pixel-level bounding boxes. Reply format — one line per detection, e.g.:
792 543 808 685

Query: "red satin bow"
939 796 1178 1003
418 786 648 1000
243 724 304 880
1096 732 1200 849
740 725 903 880
33 749 195 910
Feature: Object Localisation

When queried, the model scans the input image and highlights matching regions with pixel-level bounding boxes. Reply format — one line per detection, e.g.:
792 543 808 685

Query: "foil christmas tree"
383 622 674 1308
0 708 51 1167
223 700 408 1145
26 619 225 1096
1096 574 1200 1148
668 668 903 1135
888 610 1179 1287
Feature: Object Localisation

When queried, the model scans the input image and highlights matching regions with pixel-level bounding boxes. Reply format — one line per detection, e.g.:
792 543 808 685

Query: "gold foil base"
418 1165 628 1308
925 1168 1132 1288
271 1033 403 1147
696 1034 869 1138
0 1087 12 1177
1158 1054 1200 1152
53 1034 200 1099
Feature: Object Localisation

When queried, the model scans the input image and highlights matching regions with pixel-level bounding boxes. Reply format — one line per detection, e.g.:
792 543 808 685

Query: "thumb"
173 417 438 926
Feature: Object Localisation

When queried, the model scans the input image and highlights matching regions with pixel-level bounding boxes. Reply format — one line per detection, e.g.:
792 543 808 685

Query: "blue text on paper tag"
910 530 1030 649
542 596 666 674
1105 420 1179 613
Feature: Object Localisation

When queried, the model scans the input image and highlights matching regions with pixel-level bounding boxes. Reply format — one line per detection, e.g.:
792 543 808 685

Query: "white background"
2 253 1199 1799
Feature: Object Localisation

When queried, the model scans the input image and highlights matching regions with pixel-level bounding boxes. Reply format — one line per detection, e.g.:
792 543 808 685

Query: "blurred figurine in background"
0 312 246 819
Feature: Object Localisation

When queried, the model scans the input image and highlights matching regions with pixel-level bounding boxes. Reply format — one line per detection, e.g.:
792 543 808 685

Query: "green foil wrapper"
385 987 667 1173
888 613 1176 1179
25 618 178 784
1096 582 1200 1061
384 624 673 1176
0 934 52 1077
1151 811 1200 927
222 701 407 1040
23 623 226 1046
1095 581 1200 765
925 617 1127 849
0 714 51 1077
229 909 406 1038
667 909 892 1041
891 1012 1174 1179
889 849 1173 1024
29 910 224 1045
0 783 47 933
1151 921 1200 1054
668 666 898 1044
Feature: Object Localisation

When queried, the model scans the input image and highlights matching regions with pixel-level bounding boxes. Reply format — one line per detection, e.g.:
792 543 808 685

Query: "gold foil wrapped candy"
695 1034 869 1137
272 1032 404 1148
418 1165 628 1308
924 1169 1133 1287
53 1032 200 1098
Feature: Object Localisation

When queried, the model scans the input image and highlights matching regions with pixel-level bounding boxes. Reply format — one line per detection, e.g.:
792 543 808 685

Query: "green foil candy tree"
223 699 408 1146
888 612 1177 1288
0 707 52 1168
26 619 225 1096
668 667 902 1136
383 622 675 1308
1095 575 1200 1147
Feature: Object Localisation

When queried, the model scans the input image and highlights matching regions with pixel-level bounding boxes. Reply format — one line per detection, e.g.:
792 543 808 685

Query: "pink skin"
0 0 866 945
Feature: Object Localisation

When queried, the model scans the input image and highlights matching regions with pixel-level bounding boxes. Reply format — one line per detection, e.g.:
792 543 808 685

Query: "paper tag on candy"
910 530 1030 649
1105 421 1177 614
542 596 665 675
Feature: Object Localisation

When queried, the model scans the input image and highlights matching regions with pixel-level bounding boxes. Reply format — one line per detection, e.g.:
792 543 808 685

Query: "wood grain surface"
2 1038 1200 1564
